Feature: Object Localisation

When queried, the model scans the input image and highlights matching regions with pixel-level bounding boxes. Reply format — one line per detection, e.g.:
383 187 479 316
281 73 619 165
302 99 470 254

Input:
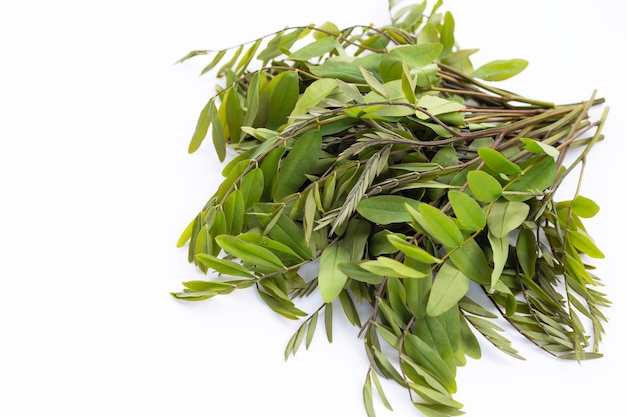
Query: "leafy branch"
173 1 610 416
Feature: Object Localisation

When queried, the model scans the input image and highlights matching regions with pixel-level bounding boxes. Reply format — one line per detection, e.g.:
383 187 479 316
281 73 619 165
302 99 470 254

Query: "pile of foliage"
173 1 609 415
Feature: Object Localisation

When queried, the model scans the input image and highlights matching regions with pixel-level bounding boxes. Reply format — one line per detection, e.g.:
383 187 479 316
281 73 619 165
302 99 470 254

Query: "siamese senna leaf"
235 37 262 75
324 302 333 343
415 204 463 248
199 50 227 75
318 244 351 303
274 130 323 200
568 229 605 259
467 170 502 203
258 291 307 320
427 262 470 317
520 137 559 157
357 196 422 224
361 256 428 279
387 234 442 264
239 168 264 208
289 36 338 61
571 195 600 218
338 261 384 285
290 78 337 117
363 373 376 417
487 200 530 238
506 155 557 194
371 369 394 411
188 98 215 153
339 290 362 327
305 311 318 349
477 148 522 176
488 232 509 291
516 227 537 278
211 100 227 161
215 235 285 271
266 71 300 130
447 190 485 232
195 254 255 278
471 58 528 81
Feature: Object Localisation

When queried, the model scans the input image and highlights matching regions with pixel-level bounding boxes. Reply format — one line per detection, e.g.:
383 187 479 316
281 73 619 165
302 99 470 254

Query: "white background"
1 1 624 416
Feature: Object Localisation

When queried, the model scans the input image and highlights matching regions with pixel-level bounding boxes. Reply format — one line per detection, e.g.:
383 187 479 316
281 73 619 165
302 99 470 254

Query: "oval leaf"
318 245 351 303
471 58 528 81
361 256 427 279
356 195 422 224
195 254 255 278
448 190 486 232
387 234 442 264
477 148 522 176
416 204 464 248
467 170 502 203
427 262 470 316
274 130 323 200
487 201 530 238
215 235 285 271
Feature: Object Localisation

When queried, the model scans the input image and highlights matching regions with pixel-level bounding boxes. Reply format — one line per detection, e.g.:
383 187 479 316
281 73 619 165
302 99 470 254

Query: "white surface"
1 1 623 416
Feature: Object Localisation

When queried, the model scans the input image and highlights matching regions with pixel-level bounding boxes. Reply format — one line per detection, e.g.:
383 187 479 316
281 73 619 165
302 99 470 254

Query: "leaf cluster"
173 1 610 416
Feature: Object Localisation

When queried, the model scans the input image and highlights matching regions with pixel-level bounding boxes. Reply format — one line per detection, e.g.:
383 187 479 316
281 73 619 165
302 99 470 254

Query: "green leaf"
467 171 502 203
338 261 385 285
379 43 443 81
324 302 333 342
195 254 255 278
239 168 264 208
356 195 422 224
305 311 318 349
258 291 307 320
223 190 245 235
403 332 457 392
572 195 600 218
414 403 465 417
506 155 556 194
235 38 262 75
363 373 376 417
215 235 286 271
224 88 244 143
487 201 530 238
211 100 227 162
487 232 509 290
471 58 528 81
361 66 389 98
447 190 486 232
387 234 442 264
361 256 428 279
415 95 465 120
313 21 340 39
415 204 464 248
290 78 337 116
267 71 300 130
515 228 537 277
447 239 491 286
188 98 215 153
238 233 304 264
569 230 605 259
520 137 559 157
318 245 351 303
427 262 470 316
477 148 522 176
274 130 323 200
289 36 338 61
309 54 384 83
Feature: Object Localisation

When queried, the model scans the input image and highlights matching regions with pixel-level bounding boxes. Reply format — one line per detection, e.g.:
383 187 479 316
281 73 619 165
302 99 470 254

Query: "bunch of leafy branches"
173 1 610 416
